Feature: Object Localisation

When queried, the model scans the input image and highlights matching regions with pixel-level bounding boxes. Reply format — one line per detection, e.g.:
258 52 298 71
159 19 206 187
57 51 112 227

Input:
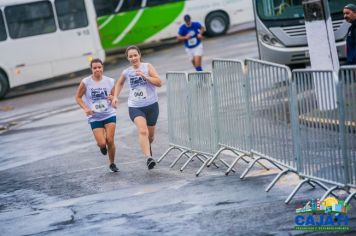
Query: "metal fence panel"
166 72 191 150
291 70 346 185
212 59 251 153
339 67 356 188
188 72 218 156
246 59 295 169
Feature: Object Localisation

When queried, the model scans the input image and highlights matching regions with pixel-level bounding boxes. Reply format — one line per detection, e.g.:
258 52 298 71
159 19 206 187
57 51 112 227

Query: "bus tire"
0 71 9 99
205 11 229 37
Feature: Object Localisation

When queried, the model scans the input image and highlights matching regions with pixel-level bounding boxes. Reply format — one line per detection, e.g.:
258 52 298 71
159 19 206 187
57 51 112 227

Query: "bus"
0 0 254 98
0 0 105 98
93 0 254 52
253 0 356 67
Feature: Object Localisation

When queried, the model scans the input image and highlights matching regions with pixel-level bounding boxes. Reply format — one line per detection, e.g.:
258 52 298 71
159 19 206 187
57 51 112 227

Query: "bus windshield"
256 0 356 20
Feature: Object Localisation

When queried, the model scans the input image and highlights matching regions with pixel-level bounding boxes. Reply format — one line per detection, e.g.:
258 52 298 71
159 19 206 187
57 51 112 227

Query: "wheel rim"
210 17 226 34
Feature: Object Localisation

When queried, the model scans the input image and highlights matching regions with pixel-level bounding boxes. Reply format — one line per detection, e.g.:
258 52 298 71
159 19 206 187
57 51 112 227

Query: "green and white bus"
94 0 254 52
0 0 253 98
253 0 356 67
0 0 105 98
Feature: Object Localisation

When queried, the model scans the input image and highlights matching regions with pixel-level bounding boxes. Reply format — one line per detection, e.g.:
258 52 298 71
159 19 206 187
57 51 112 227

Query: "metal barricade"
286 69 348 204
339 66 356 205
179 72 220 172
240 59 297 192
196 59 252 176
158 72 192 166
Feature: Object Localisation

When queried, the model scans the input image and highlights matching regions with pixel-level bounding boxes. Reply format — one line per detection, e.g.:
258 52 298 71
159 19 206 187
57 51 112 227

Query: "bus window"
0 10 7 41
93 0 119 17
55 0 88 30
147 0 184 7
93 0 143 17
5 1 56 39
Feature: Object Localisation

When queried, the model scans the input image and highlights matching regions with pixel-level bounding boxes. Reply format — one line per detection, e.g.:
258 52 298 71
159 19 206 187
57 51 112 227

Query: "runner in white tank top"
112 45 162 170
75 59 119 172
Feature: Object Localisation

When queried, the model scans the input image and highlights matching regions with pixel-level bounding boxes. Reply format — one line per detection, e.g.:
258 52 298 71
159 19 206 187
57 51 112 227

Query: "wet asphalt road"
0 29 355 235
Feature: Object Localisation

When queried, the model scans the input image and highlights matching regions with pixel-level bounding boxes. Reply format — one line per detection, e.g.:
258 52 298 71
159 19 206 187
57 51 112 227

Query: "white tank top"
123 63 158 107
82 75 116 122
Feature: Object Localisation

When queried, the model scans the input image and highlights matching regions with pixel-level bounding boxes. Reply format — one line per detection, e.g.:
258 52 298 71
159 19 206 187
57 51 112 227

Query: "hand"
111 97 118 109
185 34 191 40
197 33 203 39
135 69 145 78
84 107 93 116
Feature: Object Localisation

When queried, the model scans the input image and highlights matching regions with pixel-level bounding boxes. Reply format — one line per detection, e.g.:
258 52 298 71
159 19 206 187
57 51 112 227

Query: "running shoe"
100 147 107 155
146 157 156 170
109 163 119 172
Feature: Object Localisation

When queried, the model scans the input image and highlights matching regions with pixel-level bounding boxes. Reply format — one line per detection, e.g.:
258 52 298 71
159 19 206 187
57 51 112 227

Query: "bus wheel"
0 72 9 99
205 12 229 36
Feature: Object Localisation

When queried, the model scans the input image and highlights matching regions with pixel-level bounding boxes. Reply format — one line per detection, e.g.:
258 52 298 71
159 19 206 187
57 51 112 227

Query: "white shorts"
185 43 203 61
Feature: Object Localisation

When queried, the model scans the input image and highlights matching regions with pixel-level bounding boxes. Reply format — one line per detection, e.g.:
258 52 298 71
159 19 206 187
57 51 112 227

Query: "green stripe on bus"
98 12 137 50
97 1 185 50
118 2 184 47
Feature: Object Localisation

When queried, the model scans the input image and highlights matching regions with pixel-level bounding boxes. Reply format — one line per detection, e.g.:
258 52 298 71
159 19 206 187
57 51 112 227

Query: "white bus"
0 0 105 98
253 0 356 67
93 0 254 52
0 0 254 98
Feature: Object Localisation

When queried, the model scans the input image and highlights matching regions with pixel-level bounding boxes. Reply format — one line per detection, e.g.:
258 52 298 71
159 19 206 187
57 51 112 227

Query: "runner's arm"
112 74 126 108
146 63 162 87
75 82 93 116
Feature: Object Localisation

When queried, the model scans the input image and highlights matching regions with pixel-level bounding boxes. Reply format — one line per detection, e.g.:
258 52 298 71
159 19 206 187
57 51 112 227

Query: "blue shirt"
178 22 203 48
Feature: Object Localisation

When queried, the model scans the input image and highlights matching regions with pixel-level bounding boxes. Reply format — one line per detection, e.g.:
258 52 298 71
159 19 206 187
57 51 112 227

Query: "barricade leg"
196 147 225 176
265 169 290 192
285 178 330 204
206 147 226 167
240 157 282 180
158 146 183 163
179 153 198 172
225 154 248 176
170 150 191 168
321 186 356 201
345 191 356 205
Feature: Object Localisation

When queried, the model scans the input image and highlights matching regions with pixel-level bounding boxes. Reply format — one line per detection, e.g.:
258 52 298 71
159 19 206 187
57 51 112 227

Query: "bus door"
51 0 99 76
4 1 59 87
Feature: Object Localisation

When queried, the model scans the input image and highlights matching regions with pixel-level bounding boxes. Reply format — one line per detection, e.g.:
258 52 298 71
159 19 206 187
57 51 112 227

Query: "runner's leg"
104 122 116 164
92 128 106 151
133 116 151 157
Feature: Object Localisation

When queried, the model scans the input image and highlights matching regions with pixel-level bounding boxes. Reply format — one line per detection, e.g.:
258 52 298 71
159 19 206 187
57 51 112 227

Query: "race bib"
188 37 197 47
130 87 147 101
92 99 109 112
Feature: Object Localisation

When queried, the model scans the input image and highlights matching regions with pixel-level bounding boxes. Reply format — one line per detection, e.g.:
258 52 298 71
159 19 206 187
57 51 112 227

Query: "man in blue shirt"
344 4 356 65
177 14 205 71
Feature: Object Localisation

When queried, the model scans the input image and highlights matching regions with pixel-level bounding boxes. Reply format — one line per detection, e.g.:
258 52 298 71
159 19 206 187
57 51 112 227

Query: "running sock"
195 66 203 71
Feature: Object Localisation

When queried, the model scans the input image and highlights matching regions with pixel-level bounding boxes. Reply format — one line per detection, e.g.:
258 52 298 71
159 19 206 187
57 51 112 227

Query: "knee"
106 137 115 146
97 141 106 148
138 127 149 137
